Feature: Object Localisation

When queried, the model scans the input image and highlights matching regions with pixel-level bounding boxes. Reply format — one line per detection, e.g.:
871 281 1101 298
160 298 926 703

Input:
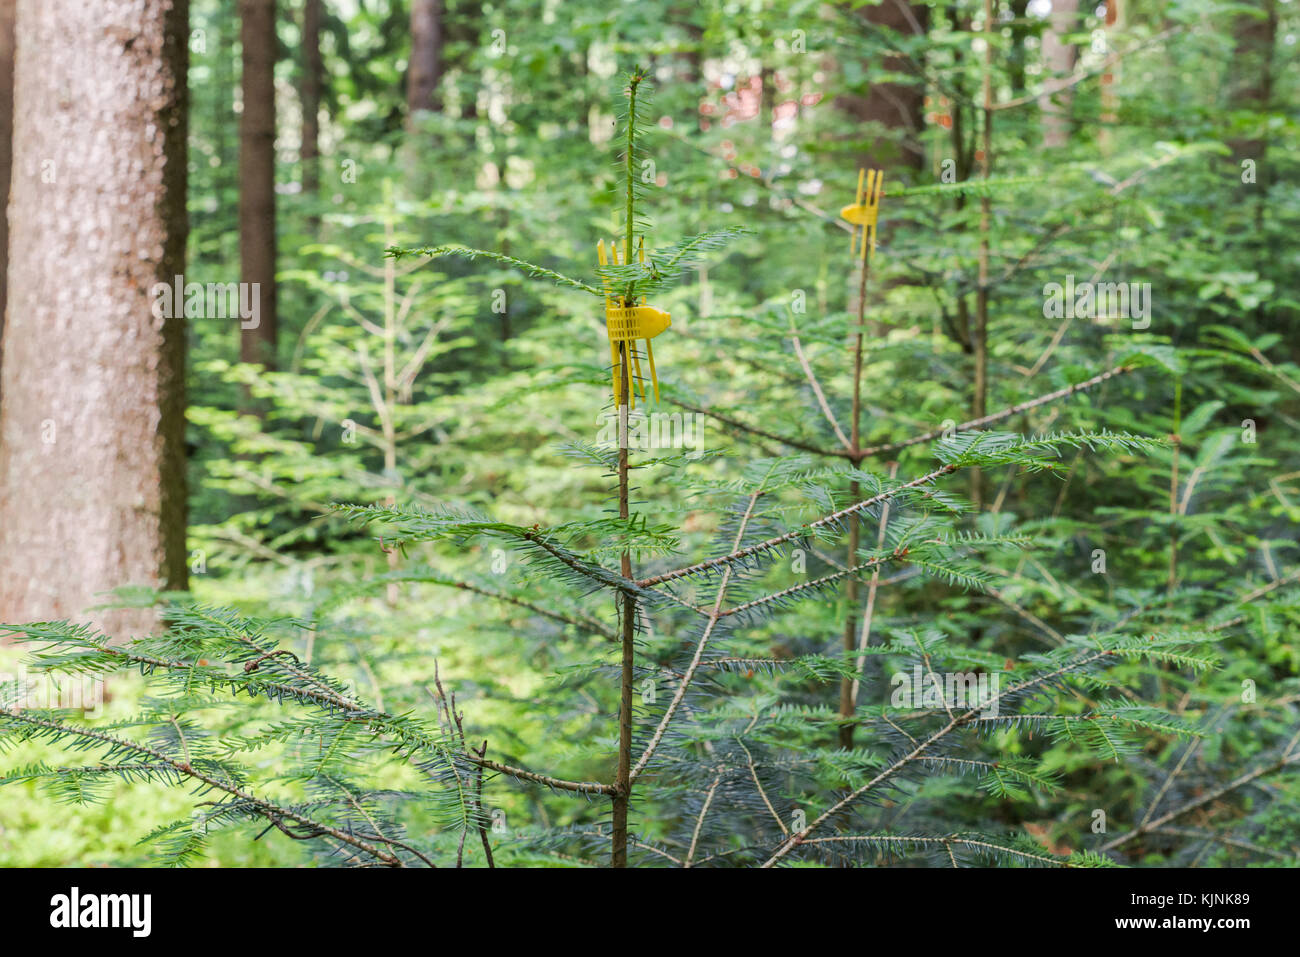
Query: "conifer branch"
630 491 762 784
672 365 1132 464
993 27 1183 113
384 244 603 297
683 774 722 867
319 570 618 641
761 650 1117 866
472 756 615 796
2 712 405 866
791 334 853 452
1100 730 1300 856
799 834 1071 866
856 364 1135 459
718 550 904 619
669 396 843 458
638 466 957 589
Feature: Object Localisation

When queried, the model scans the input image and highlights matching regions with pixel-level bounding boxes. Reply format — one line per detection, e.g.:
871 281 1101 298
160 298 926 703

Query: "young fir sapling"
3 73 1289 869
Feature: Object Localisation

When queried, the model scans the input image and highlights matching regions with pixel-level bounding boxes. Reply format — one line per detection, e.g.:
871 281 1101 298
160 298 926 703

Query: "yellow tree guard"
840 167 884 261
598 237 671 407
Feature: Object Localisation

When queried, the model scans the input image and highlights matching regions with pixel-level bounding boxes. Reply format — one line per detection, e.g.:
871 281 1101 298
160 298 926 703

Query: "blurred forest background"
0 0 1297 867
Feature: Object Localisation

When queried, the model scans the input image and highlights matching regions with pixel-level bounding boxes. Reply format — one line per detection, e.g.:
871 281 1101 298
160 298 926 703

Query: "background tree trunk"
300 0 322 227
1098 0 1121 154
407 0 442 125
1039 0 1080 148
0 0 189 637
240 0 277 369
1227 0 1278 347
1227 0 1276 165
838 0 930 172
447 2 480 122
1006 0 1030 94
0 0 14 409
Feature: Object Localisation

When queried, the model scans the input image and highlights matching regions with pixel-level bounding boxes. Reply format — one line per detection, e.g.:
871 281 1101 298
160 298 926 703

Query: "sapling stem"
838 247 872 750
612 342 635 868
972 0 994 509
611 69 646 868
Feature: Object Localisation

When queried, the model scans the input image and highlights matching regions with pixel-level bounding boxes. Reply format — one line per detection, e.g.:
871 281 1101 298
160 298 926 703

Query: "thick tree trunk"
1006 0 1030 94
0 0 14 408
240 0 277 369
1039 0 1080 148
407 0 442 124
1227 0 1276 164
1098 0 1121 153
679 14 704 130
1227 0 1278 344
448 4 479 122
300 0 322 215
838 0 930 171
0 0 189 637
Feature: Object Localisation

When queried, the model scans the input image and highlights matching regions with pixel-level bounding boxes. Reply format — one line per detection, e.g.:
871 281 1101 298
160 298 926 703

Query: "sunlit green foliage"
2 0 1298 867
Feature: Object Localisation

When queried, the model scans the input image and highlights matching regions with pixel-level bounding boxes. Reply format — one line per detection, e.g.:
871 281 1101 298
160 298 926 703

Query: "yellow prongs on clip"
839 167 884 262
598 237 671 408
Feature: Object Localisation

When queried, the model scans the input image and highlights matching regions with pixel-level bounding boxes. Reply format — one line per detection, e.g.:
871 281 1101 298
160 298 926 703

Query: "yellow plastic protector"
840 167 884 261
598 237 671 406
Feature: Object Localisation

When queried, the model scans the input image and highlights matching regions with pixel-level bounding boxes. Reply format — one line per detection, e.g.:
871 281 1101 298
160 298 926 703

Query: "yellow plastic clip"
598 237 671 408
839 168 884 262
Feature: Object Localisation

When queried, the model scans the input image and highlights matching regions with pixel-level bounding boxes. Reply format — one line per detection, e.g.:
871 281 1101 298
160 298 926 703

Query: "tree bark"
0 0 189 637
0 0 14 408
1039 0 1080 148
240 0 277 369
407 0 442 125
